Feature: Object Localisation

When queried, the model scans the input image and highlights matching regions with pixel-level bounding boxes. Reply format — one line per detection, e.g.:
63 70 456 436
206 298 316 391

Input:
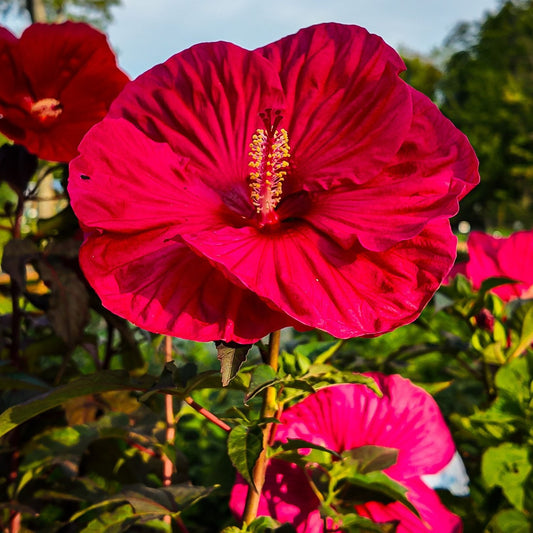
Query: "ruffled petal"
257 23 412 190
107 41 285 212
301 89 479 251
466 230 533 301
179 219 457 338
356 478 462 533
275 376 455 480
78 226 299 343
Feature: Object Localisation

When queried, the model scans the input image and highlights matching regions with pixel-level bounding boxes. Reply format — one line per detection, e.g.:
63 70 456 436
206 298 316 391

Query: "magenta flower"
454 230 533 302
68 23 478 343
230 373 464 532
0 22 129 162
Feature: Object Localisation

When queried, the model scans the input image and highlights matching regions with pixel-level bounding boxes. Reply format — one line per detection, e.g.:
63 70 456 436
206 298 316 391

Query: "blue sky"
3 0 501 78
105 0 502 78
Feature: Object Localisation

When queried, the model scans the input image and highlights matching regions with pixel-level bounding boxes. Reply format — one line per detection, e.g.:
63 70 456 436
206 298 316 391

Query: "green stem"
242 330 281 525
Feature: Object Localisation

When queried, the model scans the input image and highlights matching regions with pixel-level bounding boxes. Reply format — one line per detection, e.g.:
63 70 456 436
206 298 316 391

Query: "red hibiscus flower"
452 230 533 302
230 373 466 532
0 22 129 162
68 23 479 343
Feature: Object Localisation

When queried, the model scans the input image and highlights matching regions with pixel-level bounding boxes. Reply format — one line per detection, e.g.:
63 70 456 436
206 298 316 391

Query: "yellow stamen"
248 110 290 226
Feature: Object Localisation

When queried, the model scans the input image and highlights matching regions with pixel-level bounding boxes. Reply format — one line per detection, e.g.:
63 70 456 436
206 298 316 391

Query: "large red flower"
0 22 129 162
230 374 465 532
454 230 533 302
68 23 479 343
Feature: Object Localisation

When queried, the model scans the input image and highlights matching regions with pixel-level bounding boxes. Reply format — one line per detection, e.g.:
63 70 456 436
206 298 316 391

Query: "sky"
104 0 502 79
3 0 502 78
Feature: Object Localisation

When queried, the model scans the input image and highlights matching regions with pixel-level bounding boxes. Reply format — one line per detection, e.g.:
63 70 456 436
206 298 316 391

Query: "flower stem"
163 336 176 528
242 330 281 525
183 396 231 432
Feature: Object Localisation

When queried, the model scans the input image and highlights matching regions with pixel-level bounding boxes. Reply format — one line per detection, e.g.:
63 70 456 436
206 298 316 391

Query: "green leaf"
277 438 342 459
247 516 295 532
508 303 533 359
245 364 279 403
216 341 252 386
342 446 399 474
324 509 398 532
227 424 263 491
486 509 531 533
293 340 343 364
470 276 518 318
0 370 153 438
70 483 216 524
482 443 531 510
331 469 418 518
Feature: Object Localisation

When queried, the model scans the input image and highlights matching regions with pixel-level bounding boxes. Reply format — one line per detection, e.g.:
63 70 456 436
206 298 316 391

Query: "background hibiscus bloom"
230 373 465 532
452 230 533 302
0 21 129 162
69 23 479 343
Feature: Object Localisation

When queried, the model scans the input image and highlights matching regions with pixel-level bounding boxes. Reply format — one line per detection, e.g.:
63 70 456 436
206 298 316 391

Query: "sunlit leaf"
0 370 153 438
482 443 531 511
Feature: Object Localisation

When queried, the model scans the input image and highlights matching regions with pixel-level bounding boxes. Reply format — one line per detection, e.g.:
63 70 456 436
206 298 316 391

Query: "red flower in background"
230 374 466 532
0 22 129 162
68 23 478 343
453 230 533 301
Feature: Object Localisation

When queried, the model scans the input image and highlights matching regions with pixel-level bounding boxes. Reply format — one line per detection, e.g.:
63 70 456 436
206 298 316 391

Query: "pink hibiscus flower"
0 22 129 162
452 230 533 302
230 373 465 532
68 23 479 343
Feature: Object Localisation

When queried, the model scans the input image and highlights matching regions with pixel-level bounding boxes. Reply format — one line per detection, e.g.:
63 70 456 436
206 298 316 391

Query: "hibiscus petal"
179 219 457 338
466 230 533 301
356 477 462 533
275 376 455 480
69 117 228 235
257 23 413 189
78 226 299 343
107 41 285 211
301 89 479 251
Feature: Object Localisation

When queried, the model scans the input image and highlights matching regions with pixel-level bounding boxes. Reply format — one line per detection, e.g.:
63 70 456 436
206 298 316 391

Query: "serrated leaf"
342 446 399 474
0 370 154 438
227 424 263 491
216 341 252 386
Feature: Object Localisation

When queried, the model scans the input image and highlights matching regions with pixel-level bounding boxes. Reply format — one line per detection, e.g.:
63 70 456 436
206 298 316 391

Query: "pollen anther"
248 110 290 224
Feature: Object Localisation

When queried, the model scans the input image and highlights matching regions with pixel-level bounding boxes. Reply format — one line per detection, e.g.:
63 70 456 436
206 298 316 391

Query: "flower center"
30 98 63 126
248 109 290 227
